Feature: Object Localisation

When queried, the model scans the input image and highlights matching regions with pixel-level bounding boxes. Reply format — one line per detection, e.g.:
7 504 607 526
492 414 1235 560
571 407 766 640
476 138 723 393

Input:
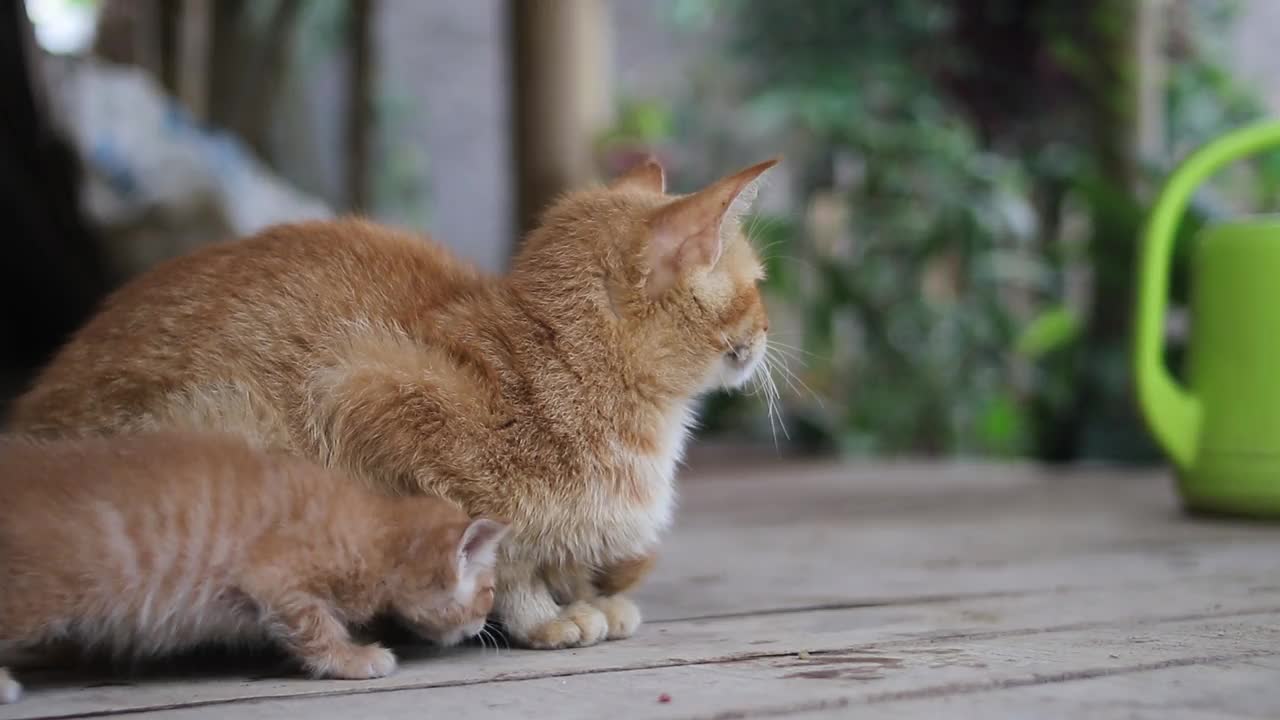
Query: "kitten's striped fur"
0 432 507 703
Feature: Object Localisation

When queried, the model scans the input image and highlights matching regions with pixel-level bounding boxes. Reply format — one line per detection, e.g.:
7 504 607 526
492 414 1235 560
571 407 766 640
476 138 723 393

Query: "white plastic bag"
39 57 332 276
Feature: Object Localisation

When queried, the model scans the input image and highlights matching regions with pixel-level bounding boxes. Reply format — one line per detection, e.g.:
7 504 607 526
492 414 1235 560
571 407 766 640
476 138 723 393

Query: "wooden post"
1135 0 1169 168
347 0 375 212
175 0 211 122
236 0 303 159
509 0 613 236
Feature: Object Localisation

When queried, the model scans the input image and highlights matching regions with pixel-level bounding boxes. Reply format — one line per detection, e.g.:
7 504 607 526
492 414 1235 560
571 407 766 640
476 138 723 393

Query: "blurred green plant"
661 0 1278 460
595 99 676 179
599 99 674 147
294 0 431 226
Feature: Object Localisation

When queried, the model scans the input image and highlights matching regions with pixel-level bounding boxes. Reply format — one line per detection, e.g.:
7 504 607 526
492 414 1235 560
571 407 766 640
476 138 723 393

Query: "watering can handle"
1135 121 1280 469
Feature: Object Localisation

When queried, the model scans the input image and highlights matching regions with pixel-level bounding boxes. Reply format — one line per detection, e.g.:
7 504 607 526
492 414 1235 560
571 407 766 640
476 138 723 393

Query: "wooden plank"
845 658 1280 720
637 463 1278 620
34 610 1279 719
5 576 1278 719
5 463 1277 718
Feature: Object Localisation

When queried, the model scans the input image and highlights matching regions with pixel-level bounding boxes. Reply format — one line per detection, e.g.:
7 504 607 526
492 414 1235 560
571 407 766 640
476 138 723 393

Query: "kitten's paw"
0 669 22 704
590 594 642 640
310 644 398 680
522 601 609 649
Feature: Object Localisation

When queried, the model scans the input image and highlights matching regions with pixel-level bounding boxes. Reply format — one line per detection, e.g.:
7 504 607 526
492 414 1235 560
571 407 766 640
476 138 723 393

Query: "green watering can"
1136 122 1280 518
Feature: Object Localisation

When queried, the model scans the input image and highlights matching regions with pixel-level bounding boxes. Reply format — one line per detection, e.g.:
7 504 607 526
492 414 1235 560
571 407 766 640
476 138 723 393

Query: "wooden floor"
5 461 1280 719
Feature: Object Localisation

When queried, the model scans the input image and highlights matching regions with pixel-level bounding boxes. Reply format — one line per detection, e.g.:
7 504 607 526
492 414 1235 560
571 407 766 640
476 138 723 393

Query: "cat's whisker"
766 333 816 343
767 346 823 406
754 227 788 260
768 254 818 271
747 213 781 248
490 626 510 652
762 369 780 452
756 237 786 258
768 340 820 360
759 354 790 444
769 350 818 371
769 365 790 441
768 351 804 400
767 345 810 367
772 396 790 443
744 213 763 246
781 368 822 407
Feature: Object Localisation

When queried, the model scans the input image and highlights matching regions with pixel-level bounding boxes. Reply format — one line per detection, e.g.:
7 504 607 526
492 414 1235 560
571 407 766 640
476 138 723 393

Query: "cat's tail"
0 667 20 704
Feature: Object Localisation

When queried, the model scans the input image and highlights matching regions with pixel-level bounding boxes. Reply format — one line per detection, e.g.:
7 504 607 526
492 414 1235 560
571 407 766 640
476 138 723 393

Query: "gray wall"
370 0 699 270
1232 0 1280 115
378 0 513 270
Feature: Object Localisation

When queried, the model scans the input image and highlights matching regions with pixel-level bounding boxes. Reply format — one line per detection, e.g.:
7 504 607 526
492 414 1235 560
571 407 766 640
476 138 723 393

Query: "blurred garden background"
6 0 1280 465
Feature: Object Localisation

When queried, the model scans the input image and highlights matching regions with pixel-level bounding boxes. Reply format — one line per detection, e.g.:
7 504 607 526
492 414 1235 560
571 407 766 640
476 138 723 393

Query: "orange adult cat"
8 157 776 649
0 431 507 704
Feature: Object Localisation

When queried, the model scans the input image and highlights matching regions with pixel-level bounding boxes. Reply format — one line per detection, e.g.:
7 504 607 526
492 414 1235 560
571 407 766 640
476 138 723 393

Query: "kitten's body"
0 432 505 703
9 158 775 648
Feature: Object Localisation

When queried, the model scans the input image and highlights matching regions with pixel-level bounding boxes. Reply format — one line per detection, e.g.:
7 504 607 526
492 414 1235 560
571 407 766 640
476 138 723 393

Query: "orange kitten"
8 157 776 649
0 432 507 703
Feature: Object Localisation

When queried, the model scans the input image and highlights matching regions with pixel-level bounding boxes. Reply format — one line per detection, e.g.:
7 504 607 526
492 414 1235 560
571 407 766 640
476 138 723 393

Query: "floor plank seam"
675 649 1280 720
903 604 1280 644
650 572 1280 625
21 605 1280 720
648 590 1033 624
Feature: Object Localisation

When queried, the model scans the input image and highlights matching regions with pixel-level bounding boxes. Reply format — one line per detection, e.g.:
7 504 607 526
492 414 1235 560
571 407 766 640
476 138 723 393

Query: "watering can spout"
1134 124 1280 468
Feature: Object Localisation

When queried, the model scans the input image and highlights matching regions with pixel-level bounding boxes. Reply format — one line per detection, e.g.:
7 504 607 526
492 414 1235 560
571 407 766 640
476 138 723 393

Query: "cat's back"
101 218 482 324
0 432 371 582
9 219 486 434
0 432 299 532
53 218 482 347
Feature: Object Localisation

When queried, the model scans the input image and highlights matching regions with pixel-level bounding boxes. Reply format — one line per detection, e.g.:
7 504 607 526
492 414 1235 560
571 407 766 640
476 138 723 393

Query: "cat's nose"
729 343 750 362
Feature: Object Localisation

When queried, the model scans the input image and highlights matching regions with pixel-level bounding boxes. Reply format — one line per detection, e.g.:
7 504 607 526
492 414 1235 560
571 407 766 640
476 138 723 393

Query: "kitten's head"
512 157 779 397
393 515 508 647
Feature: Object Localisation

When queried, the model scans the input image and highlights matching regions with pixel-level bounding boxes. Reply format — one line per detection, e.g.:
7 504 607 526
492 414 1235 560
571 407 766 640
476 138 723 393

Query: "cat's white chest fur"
517 403 691 568
595 402 692 560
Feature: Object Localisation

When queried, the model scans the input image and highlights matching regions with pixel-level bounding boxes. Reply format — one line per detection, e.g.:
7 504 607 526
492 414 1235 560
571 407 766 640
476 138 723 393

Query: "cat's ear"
646 157 779 296
457 517 508 574
609 156 666 194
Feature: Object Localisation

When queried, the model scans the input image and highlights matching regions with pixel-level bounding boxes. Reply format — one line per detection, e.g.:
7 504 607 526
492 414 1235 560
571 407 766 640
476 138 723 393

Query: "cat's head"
512 157 779 397
394 516 508 647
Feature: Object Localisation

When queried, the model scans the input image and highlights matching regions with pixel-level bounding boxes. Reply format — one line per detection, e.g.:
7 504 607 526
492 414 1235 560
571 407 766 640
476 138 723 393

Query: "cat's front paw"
309 644 398 680
590 594 641 640
521 601 609 649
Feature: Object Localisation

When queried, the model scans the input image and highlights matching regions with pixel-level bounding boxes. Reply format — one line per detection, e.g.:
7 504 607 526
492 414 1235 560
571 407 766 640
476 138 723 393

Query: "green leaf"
1016 307 1082 358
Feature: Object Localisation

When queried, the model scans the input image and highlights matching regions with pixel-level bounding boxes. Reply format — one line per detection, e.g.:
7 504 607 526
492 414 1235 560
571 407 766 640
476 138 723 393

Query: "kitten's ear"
609 156 666 194
646 157 779 296
457 517 509 573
